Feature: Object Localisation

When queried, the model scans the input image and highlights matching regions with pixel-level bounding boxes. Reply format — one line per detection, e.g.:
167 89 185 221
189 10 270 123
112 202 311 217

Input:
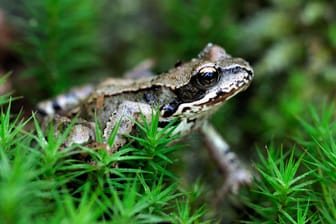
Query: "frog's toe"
225 168 253 194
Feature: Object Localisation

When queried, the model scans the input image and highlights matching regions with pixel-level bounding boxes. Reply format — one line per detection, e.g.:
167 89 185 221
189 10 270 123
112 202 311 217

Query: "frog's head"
161 43 254 118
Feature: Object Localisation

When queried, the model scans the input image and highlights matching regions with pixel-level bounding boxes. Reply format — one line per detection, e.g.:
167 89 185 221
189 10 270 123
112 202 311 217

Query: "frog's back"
36 76 154 118
81 76 177 125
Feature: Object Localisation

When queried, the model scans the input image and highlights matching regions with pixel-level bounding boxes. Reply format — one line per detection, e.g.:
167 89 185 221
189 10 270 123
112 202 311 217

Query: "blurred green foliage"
0 99 212 223
243 104 336 223
3 0 101 97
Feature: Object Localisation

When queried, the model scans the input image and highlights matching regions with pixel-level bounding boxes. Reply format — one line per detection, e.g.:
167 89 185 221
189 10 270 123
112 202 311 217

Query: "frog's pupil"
194 67 219 89
201 71 217 85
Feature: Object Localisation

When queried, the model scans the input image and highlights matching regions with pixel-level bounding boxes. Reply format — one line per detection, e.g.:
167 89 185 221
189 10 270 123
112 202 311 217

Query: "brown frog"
37 43 254 193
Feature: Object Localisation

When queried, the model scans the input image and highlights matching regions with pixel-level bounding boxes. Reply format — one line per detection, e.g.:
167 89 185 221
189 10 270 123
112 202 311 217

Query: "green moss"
1 0 336 222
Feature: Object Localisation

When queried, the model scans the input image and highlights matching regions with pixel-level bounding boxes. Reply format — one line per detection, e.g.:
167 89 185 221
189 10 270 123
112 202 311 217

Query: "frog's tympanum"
37 43 254 193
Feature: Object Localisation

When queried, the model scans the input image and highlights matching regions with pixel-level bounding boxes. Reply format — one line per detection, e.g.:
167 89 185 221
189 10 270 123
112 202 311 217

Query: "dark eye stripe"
223 66 241 74
223 66 253 77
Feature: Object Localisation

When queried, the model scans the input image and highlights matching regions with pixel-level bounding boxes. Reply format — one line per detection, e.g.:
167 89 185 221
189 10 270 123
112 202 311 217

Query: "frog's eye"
193 66 220 89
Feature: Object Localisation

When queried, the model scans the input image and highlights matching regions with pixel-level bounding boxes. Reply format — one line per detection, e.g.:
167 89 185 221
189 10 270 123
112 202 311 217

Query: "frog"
37 43 254 193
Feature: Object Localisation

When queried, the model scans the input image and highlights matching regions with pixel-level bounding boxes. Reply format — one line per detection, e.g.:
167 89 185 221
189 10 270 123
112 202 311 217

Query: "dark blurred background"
0 0 335 221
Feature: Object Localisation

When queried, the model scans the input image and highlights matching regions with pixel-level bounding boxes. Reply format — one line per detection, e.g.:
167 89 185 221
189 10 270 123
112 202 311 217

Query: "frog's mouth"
200 90 237 107
198 74 253 107
169 83 249 117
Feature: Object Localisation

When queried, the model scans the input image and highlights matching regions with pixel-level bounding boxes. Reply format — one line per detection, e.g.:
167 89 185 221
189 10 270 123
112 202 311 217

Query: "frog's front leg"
45 115 96 147
103 101 153 150
200 122 252 194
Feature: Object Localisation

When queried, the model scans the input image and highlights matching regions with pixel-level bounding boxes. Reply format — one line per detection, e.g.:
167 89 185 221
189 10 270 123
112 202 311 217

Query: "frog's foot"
222 166 253 194
213 167 252 207
200 122 253 194
47 115 97 150
63 123 95 147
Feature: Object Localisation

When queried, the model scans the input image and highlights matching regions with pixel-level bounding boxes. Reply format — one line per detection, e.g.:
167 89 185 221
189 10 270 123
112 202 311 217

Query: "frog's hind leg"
36 85 94 117
200 122 252 195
